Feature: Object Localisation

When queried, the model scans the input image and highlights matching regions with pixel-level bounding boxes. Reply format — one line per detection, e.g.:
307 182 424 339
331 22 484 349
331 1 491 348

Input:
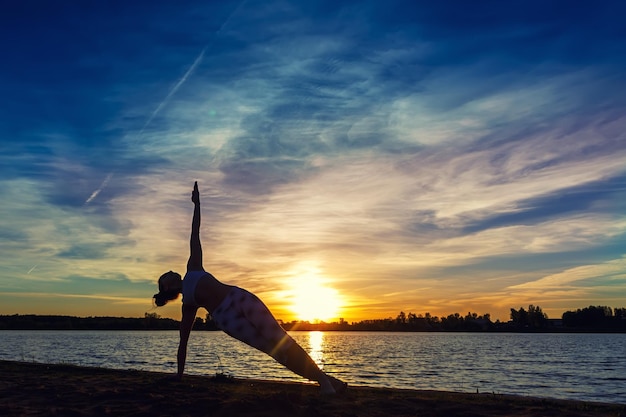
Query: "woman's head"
153 271 182 306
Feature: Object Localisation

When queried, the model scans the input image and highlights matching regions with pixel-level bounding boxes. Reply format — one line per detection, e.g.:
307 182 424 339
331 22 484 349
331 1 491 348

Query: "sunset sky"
1 1 625 323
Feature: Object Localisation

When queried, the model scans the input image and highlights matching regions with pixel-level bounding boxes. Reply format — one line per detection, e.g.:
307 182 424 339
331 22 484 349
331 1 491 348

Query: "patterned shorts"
211 287 294 364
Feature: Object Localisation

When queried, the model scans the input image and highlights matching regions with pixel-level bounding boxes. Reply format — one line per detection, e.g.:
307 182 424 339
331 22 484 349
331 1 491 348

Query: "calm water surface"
1 331 624 404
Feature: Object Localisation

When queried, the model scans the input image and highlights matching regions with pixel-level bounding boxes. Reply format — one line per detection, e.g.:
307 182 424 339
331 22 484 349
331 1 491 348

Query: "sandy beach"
1 360 623 417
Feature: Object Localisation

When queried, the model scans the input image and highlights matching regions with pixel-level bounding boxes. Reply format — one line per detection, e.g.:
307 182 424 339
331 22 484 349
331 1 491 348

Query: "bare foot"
318 373 336 395
327 374 348 394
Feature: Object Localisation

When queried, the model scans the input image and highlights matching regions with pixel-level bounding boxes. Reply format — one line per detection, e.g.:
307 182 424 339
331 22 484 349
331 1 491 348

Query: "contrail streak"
137 0 246 136
138 47 207 135
215 0 246 34
85 172 114 205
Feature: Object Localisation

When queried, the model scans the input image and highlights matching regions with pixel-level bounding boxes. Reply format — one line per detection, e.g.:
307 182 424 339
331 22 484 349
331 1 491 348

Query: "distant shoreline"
2 328 625 334
1 314 625 333
1 360 624 417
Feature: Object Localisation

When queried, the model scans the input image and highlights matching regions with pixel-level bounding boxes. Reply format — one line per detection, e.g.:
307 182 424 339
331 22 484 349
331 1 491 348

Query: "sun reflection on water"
307 331 324 367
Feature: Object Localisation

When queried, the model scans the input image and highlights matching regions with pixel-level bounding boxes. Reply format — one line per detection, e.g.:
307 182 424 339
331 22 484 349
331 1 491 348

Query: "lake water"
1 331 624 404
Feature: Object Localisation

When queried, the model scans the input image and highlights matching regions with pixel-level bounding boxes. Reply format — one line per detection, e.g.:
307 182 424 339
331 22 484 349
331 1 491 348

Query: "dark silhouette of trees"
0 314 180 330
1 304 625 332
562 306 626 331
441 313 463 330
510 307 528 327
510 305 548 329
396 311 407 325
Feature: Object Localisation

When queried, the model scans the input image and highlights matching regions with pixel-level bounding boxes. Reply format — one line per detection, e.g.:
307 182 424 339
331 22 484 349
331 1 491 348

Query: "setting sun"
288 265 343 322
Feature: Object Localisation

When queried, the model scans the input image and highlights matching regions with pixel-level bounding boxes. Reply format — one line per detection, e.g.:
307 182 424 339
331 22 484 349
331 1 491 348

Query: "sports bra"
182 270 207 306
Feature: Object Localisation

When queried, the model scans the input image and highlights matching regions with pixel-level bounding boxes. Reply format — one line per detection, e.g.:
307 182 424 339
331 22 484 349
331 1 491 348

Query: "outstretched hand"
191 181 200 205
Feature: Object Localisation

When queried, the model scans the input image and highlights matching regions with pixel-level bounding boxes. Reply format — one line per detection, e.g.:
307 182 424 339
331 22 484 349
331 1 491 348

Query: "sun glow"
288 265 343 322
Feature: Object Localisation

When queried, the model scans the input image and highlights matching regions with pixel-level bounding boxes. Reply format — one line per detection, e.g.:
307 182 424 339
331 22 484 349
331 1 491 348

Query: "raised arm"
187 181 204 272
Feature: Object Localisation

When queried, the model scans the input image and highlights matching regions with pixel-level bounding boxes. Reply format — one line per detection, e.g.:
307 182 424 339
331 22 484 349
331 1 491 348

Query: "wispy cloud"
510 256 626 290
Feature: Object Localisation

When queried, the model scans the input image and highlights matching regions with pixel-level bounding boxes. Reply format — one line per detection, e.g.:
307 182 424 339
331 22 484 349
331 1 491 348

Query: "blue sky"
1 0 625 322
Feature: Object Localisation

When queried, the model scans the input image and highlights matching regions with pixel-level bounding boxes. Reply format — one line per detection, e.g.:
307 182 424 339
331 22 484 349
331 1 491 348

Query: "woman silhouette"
154 182 346 394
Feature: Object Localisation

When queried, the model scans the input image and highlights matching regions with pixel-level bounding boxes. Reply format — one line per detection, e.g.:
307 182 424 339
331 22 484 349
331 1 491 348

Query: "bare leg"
212 288 347 394
281 343 347 394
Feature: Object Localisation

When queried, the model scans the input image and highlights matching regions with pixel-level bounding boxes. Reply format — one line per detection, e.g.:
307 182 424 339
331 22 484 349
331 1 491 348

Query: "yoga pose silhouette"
154 182 346 394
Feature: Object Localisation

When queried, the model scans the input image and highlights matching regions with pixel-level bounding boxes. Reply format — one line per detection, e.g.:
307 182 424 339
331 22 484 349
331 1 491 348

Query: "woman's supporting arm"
177 303 198 379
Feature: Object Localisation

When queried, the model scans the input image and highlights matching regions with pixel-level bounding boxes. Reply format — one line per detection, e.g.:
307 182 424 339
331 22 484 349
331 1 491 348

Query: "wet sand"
1 360 623 417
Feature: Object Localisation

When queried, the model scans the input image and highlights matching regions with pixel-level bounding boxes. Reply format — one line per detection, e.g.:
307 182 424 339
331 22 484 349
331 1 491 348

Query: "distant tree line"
0 313 222 331
0 314 180 330
508 305 548 329
1 305 624 332
562 306 626 330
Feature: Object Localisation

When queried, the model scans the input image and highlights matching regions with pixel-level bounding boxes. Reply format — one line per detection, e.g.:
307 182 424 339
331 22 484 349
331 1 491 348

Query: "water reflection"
2 331 625 404
307 331 324 368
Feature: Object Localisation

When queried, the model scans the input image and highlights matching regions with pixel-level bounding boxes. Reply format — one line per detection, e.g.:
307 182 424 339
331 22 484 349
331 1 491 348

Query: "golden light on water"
288 263 343 322
307 331 324 367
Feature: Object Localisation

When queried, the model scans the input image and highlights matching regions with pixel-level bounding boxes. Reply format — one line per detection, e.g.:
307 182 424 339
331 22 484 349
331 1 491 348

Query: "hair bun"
153 290 179 307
